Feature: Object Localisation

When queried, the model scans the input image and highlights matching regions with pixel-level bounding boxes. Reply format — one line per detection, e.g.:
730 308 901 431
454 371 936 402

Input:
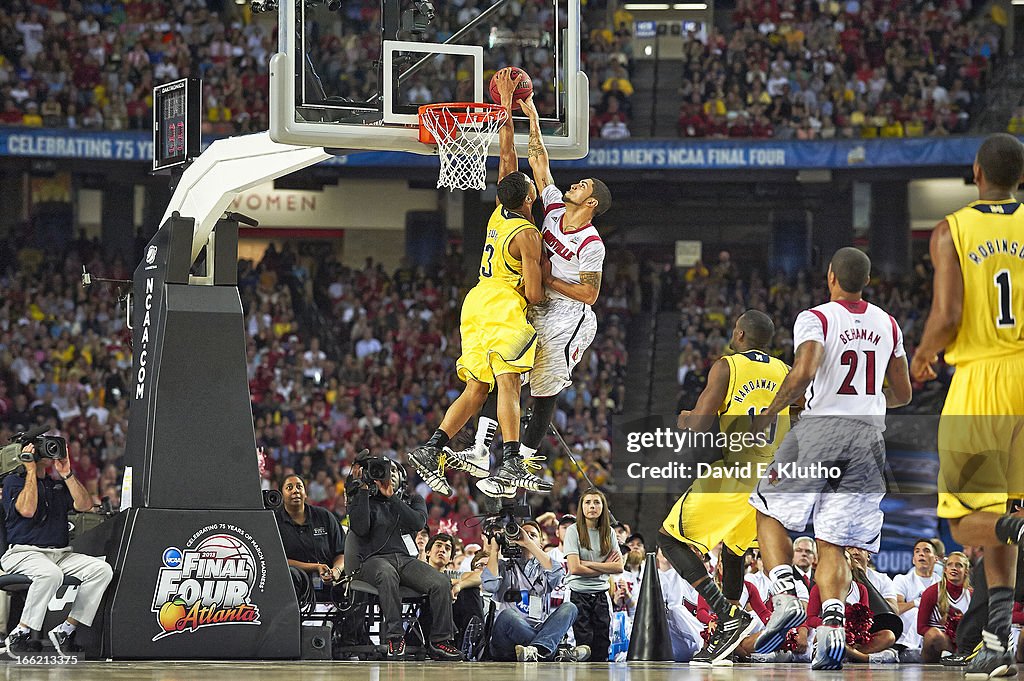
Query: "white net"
420 104 508 191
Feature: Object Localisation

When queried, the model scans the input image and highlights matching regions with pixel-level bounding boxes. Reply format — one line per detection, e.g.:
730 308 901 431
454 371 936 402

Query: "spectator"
893 539 942 657
918 551 972 662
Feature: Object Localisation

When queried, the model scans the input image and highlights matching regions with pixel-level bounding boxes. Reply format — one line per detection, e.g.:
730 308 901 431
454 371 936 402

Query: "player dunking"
748 248 912 671
445 93 613 498
659 310 790 666
911 133 1024 680
409 70 550 497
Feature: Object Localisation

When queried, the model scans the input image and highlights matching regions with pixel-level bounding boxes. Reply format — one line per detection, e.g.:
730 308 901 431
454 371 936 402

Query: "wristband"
62 472 75 481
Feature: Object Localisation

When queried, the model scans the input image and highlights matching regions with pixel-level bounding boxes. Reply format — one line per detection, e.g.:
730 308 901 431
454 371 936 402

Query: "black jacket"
348 488 427 559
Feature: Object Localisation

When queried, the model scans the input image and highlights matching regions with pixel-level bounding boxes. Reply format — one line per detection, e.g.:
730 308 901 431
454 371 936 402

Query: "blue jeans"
489 602 578 661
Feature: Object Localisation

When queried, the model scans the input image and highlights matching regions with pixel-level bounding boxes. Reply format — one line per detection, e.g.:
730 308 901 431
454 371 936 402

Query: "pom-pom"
846 602 874 647
780 628 802 652
945 608 964 646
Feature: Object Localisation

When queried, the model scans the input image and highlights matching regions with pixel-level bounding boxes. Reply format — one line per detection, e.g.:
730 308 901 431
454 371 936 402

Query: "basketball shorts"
525 299 598 397
456 283 536 388
748 416 887 552
662 452 771 556
937 357 1024 519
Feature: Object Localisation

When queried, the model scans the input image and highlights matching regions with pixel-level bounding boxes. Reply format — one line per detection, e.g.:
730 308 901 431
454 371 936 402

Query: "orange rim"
418 102 508 145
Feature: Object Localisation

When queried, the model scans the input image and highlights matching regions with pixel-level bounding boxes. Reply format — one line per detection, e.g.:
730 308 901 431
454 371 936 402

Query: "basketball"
489 67 533 109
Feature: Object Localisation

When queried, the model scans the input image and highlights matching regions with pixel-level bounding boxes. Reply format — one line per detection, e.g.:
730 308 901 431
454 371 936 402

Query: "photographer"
2 443 113 655
481 519 590 663
347 457 462 660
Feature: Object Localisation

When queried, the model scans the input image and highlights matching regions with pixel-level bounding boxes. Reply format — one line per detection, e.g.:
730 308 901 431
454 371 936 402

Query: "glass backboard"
269 0 588 158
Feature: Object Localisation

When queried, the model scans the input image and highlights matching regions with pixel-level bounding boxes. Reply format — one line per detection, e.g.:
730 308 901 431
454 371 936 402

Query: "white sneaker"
442 443 490 478
869 649 899 664
516 645 539 662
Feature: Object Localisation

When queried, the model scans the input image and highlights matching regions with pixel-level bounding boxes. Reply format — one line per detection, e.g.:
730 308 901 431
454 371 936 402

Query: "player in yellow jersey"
912 133 1024 678
659 310 790 665
410 69 551 498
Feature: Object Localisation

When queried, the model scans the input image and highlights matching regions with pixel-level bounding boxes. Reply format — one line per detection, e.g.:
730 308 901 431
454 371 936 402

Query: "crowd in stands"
0 229 634 549
676 0 1002 140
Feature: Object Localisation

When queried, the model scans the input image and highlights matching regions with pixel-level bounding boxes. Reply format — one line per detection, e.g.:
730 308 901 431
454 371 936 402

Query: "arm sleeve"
327 513 346 560
745 582 772 624
577 239 606 274
481 563 504 596
348 489 371 538
694 595 713 624
805 584 823 628
544 560 566 590
793 309 826 350
540 184 563 210
562 525 581 557
917 584 938 635
390 493 428 533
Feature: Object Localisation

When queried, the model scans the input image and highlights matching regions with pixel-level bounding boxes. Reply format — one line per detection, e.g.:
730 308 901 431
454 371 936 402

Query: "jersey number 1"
995 270 1016 328
481 244 494 278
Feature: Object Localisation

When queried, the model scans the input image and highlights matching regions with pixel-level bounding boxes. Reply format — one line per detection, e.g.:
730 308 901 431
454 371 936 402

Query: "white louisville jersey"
793 299 905 427
539 184 606 304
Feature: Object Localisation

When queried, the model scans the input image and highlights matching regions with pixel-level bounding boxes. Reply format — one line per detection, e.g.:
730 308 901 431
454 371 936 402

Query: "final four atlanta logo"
151 527 266 640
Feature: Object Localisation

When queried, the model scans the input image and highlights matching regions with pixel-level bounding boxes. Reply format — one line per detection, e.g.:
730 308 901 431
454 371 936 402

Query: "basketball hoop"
418 103 508 191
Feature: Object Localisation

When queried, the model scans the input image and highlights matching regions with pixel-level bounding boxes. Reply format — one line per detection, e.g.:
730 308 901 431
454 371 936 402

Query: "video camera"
481 497 533 562
0 425 69 478
351 449 405 498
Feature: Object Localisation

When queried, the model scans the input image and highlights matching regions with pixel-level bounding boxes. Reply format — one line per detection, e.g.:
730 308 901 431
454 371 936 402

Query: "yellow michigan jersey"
937 199 1024 518
456 205 540 387
663 350 791 554
945 199 1024 366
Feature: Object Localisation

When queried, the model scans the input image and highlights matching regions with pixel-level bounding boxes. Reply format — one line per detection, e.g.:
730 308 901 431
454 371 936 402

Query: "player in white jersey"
745 247 912 671
448 94 613 498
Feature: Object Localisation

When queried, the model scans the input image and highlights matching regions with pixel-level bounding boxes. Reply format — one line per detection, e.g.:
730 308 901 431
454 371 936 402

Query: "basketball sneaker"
695 606 756 666
442 442 490 479
476 456 552 498
408 445 452 496
810 625 845 671
555 644 591 662
965 632 1017 679
3 629 41 658
387 637 406 660
754 593 806 654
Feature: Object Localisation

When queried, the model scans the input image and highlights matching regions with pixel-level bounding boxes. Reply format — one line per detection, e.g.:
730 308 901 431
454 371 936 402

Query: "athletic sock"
695 577 733 620
995 515 1024 545
820 599 845 627
987 587 1013 647
501 441 520 465
520 444 538 459
768 564 798 597
426 429 450 449
55 621 76 635
475 417 498 450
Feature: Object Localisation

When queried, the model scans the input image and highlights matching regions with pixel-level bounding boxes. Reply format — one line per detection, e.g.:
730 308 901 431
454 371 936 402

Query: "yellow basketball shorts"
937 357 1024 519
456 283 537 388
661 454 770 556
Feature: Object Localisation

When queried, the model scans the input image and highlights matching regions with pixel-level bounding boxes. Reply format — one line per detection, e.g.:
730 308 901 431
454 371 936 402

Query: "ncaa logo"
162 547 183 568
146 245 158 264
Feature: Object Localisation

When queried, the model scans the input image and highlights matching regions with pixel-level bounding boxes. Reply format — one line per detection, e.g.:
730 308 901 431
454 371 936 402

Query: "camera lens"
504 520 521 540
45 440 59 457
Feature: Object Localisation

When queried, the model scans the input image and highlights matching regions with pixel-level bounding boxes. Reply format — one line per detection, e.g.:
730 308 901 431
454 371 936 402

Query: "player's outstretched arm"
516 228 545 304
519 94 554 190
911 219 963 382
495 68 521 192
753 340 823 432
677 358 730 432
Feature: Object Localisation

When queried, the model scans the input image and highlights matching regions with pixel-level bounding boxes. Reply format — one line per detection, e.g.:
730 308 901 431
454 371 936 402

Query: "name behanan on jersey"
838 327 883 345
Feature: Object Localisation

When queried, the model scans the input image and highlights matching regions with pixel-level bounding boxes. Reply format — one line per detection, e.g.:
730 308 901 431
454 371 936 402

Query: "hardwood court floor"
0 660 975 681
